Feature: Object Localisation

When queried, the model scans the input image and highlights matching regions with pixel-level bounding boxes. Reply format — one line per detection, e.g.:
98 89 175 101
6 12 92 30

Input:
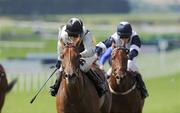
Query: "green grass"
2 72 180 113
143 72 180 113
2 91 56 113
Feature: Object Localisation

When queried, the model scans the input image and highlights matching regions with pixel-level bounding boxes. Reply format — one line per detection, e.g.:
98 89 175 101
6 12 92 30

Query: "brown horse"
0 64 17 113
108 46 144 113
56 43 111 113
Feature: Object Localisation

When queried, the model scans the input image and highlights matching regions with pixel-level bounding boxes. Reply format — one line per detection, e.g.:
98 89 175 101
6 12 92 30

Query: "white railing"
7 74 57 92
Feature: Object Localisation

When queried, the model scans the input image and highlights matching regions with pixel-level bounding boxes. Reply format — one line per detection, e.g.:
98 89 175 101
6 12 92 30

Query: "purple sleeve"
99 47 112 65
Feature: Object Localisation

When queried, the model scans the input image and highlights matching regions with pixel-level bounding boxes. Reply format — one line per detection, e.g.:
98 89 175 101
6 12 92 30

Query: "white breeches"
127 60 139 72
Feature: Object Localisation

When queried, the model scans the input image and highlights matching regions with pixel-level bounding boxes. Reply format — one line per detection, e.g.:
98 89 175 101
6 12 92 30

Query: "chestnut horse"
108 46 144 113
0 64 17 113
56 43 111 113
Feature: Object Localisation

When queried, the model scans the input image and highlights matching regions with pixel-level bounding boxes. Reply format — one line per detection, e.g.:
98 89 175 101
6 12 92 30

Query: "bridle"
112 46 129 78
109 46 137 95
60 44 86 107
62 44 81 79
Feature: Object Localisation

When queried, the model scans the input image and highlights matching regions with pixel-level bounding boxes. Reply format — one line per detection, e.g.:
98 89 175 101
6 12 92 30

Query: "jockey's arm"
57 39 62 61
80 31 95 58
95 36 113 56
57 26 68 61
99 47 112 64
128 35 141 60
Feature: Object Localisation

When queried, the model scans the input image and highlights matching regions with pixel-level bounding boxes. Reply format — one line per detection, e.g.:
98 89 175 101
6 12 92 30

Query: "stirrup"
50 86 58 97
50 79 61 97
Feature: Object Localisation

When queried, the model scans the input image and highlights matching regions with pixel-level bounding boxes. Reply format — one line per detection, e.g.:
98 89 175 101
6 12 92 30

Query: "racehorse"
0 64 17 113
108 43 144 113
56 42 111 113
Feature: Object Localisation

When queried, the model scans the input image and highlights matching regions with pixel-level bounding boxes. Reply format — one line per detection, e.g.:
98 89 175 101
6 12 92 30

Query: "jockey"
95 21 149 98
50 18 107 97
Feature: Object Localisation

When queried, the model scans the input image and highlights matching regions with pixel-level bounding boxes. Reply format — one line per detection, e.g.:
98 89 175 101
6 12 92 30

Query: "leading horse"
108 45 144 113
56 43 111 113
0 64 17 113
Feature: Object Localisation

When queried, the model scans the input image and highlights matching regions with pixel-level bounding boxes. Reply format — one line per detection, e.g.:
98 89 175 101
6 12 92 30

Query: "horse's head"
111 46 129 84
60 43 81 85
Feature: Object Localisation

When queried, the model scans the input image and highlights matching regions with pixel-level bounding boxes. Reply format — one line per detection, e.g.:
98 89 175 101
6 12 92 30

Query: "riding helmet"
65 18 83 35
117 22 132 38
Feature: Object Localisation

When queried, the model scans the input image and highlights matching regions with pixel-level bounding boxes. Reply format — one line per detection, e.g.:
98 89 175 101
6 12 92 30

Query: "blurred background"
0 0 180 113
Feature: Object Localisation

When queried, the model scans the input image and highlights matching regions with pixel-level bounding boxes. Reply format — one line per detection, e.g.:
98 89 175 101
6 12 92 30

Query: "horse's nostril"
116 76 120 79
70 73 76 79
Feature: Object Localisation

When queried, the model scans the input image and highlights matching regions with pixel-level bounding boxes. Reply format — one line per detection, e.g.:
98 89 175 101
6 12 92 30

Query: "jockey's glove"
95 46 103 56
56 60 61 69
128 49 138 60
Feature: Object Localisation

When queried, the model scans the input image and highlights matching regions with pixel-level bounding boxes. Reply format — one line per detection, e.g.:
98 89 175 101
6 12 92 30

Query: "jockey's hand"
127 54 133 60
56 60 61 69
80 58 86 65
95 46 103 56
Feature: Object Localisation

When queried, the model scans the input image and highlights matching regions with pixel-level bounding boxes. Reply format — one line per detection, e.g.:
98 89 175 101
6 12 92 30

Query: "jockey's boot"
135 73 149 99
87 69 107 97
50 72 62 97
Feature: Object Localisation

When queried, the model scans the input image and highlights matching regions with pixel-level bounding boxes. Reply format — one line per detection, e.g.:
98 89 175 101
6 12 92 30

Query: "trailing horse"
56 43 111 113
0 64 17 113
108 46 144 113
